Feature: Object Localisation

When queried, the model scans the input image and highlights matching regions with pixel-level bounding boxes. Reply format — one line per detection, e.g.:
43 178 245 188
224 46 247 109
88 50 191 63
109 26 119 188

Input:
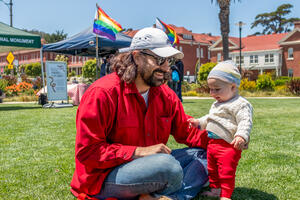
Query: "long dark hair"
110 52 138 83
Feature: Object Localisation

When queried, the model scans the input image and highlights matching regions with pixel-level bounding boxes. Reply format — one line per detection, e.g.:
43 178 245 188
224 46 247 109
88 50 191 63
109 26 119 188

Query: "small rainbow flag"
156 18 179 45
93 4 123 41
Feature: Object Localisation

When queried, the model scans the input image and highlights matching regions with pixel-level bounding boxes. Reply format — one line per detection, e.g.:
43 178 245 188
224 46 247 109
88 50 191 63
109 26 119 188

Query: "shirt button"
147 132 150 136
166 119 168 122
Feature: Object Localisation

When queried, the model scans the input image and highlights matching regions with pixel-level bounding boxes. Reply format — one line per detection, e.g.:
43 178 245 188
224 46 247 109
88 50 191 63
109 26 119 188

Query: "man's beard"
142 69 170 87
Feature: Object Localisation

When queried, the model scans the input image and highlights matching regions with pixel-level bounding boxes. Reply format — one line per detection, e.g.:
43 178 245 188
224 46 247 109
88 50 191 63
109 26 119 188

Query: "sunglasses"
140 51 175 66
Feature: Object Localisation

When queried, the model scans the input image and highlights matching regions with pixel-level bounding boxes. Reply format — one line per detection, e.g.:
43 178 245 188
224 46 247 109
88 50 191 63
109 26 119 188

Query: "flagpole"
96 35 99 79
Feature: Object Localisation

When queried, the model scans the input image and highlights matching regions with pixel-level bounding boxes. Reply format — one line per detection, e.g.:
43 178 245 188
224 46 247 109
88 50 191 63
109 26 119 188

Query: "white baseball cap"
119 27 184 59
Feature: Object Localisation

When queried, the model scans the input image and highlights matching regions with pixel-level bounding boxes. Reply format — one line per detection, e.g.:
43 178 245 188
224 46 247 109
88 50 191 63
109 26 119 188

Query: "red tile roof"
230 33 288 52
193 33 220 44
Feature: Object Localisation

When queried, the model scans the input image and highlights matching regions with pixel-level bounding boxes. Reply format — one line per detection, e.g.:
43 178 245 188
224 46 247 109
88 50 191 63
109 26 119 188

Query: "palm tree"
211 0 240 61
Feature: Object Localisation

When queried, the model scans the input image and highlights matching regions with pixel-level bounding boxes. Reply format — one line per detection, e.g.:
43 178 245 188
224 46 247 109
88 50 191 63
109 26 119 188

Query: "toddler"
188 61 253 200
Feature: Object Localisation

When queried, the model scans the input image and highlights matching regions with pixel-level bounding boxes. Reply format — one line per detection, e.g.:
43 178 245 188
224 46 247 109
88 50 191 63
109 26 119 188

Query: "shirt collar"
124 81 162 97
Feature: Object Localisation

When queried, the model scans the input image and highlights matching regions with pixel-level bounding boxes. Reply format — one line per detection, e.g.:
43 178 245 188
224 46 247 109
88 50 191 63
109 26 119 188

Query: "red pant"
207 139 241 198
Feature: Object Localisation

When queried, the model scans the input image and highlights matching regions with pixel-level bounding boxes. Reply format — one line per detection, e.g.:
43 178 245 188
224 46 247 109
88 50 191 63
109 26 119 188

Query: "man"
71 27 208 200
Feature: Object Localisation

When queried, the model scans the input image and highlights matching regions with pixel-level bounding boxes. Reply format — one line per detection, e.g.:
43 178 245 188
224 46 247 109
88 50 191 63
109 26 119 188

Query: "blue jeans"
94 148 208 200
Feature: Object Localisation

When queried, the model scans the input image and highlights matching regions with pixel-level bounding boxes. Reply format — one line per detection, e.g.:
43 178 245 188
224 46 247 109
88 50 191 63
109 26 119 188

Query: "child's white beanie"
207 60 241 86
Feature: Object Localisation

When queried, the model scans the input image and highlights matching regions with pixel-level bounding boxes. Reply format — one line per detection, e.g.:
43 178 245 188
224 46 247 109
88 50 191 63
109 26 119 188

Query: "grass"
0 99 299 200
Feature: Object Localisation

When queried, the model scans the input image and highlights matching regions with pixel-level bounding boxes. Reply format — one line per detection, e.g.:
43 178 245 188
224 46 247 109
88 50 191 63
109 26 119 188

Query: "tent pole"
40 49 46 93
96 35 99 80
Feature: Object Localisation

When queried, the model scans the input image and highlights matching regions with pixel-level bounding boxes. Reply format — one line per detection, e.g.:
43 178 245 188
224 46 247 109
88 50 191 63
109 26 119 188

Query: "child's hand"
187 118 200 128
230 136 246 150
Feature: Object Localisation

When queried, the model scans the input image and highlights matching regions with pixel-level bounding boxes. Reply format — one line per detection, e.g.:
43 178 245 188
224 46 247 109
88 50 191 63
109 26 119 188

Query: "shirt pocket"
157 116 172 143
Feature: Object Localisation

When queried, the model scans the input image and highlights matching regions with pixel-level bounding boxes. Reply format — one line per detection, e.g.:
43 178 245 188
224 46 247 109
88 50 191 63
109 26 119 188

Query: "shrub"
287 78 300 96
4 81 34 97
197 62 217 83
181 81 192 93
0 79 9 92
20 74 33 84
68 70 76 78
2 75 17 86
239 78 256 91
25 62 41 77
4 66 17 75
256 73 275 91
274 76 291 86
5 84 19 96
82 59 96 80
182 90 198 96
197 81 210 93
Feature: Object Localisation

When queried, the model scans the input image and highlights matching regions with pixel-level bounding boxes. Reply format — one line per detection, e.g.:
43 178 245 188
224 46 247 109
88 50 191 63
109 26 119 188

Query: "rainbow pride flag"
155 18 179 45
93 4 123 41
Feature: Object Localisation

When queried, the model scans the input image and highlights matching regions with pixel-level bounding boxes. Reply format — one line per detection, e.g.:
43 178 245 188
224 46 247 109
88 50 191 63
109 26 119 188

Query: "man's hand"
132 143 172 159
230 136 246 150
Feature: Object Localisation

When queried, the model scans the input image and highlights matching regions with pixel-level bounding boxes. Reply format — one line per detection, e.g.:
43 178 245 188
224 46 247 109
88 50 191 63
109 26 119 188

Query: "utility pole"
235 21 245 73
0 0 12 26
9 0 12 27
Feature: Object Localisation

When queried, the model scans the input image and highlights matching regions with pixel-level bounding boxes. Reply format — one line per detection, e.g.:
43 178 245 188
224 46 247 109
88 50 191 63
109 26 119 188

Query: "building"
209 22 300 78
0 48 90 75
278 21 300 77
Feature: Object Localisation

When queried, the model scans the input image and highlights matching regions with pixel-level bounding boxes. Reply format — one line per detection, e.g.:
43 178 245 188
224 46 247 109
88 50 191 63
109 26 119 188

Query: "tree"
211 0 241 61
251 4 300 35
24 29 68 43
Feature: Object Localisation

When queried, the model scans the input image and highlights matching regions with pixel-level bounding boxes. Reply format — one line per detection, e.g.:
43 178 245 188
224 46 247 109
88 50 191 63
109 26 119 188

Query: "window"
265 54 274 63
182 34 193 40
288 48 294 59
196 48 200 58
236 56 244 64
250 55 258 64
179 46 183 52
201 48 204 58
288 69 293 77
217 53 221 62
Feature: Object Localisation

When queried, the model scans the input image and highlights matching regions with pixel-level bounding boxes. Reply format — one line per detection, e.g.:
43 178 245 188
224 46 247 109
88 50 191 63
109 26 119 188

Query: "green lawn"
0 99 299 200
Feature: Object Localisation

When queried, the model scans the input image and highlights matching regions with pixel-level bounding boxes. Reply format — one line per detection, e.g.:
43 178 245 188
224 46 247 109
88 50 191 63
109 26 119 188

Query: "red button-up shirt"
70 73 208 197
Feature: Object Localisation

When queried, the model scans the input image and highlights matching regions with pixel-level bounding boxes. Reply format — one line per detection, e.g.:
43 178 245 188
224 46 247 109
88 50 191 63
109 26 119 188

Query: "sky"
0 0 300 38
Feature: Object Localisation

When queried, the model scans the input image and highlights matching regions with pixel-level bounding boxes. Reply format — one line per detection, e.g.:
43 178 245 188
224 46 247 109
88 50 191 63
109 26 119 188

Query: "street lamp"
235 21 245 73
0 0 13 27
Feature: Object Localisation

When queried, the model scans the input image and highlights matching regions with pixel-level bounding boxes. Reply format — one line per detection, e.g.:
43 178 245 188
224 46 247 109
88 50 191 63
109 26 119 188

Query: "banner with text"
46 61 68 101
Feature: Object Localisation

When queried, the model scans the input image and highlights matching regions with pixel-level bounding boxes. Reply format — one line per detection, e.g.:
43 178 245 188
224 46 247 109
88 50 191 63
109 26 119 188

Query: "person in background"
70 27 209 200
175 60 184 102
188 61 253 200
167 64 180 96
100 57 108 78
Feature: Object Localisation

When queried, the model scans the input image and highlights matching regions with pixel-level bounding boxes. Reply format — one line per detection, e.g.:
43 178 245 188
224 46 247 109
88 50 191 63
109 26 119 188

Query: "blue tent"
42 26 131 57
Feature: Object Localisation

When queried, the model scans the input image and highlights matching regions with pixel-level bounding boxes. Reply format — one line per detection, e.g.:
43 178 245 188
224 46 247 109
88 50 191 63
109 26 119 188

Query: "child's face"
207 78 237 103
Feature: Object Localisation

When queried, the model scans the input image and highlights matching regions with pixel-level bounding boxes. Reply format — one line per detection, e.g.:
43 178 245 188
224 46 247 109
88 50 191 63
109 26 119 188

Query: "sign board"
8 64 13 69
7 52 14 64
45 61 68 101
0 35 41 48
